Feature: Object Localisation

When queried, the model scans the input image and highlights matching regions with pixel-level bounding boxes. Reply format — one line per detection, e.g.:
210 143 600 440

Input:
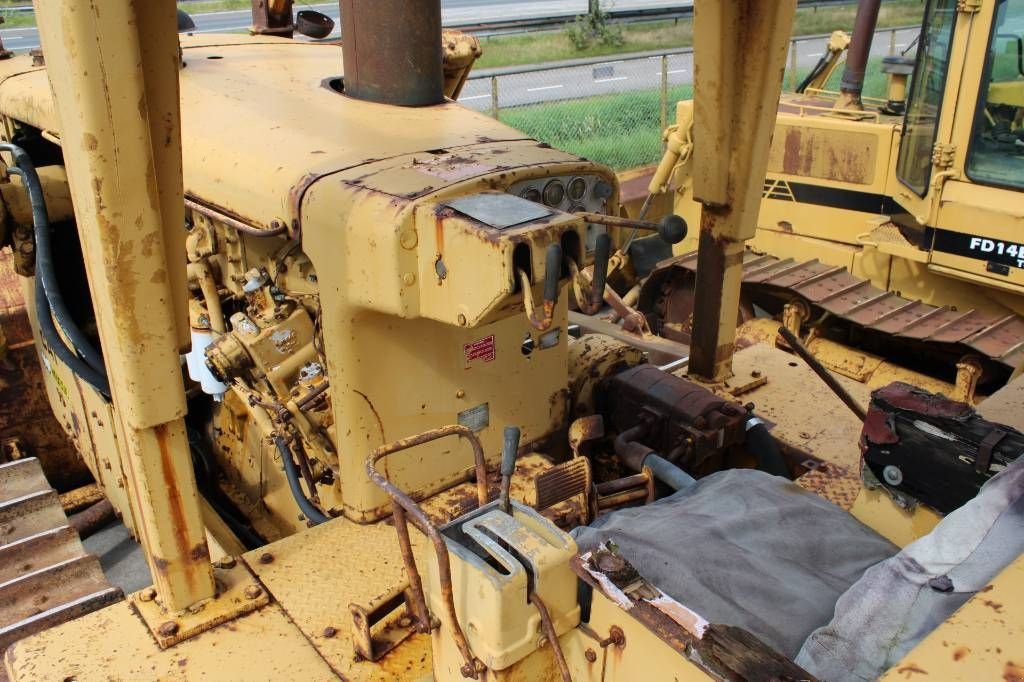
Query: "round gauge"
567 177 588 202
520 186 542 203
542 180 565 207
569 203 585 214
593 180 613 200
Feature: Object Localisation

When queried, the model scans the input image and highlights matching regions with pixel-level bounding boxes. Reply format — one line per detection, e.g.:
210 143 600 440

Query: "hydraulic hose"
745 417 789 477
644 453 697 491
613 424 697 492
275 434 330 525
2 143 107 377
35 274 110 396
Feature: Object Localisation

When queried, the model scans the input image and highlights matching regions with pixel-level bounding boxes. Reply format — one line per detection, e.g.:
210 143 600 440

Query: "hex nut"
214 557 237 570
158 620 180 637
259 552 274 564
138 587 157 602
322 626 338 638
244 585 264 600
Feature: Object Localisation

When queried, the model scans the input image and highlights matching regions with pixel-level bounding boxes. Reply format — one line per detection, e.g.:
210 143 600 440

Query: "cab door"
929 0 1024 294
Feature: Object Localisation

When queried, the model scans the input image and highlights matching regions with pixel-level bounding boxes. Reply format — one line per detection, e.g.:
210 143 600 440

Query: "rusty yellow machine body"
0 1 1022 681
641 0 1024 402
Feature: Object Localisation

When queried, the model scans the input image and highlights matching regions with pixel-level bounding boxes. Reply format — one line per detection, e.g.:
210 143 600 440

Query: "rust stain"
953 646 970 661
154 424 201 589
983 599 1005 613
1005 661 1024 682
897 663 928 678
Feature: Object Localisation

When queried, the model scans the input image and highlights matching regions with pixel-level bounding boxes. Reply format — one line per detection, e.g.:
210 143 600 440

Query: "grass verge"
476 0 925 69
501 56 891 171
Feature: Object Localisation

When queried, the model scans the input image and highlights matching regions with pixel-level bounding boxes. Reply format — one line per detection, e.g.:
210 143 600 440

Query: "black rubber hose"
35 274 110 396
745 418 790 477
274 434 330 525
2 143 106 376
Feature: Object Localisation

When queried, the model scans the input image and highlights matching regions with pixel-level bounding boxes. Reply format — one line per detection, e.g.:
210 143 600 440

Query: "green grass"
497 53 895 172
500 84 693 170
0 9 35 29
476 0 925 69
178 0 251 13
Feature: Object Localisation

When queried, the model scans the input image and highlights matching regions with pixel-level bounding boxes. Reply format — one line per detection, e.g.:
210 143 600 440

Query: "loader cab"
893 0 1024 291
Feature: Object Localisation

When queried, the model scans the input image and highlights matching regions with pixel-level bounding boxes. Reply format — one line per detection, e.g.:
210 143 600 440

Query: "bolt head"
243 585 263 600
213 557 237 570
138 587 157 602
158 620 180 637
322 626 337 638
398 616 412 628
259 552 274 564
584 648 597 663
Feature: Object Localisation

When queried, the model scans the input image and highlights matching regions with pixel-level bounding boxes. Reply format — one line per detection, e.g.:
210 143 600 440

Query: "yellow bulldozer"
0 1 1021 680
636 0 1024 407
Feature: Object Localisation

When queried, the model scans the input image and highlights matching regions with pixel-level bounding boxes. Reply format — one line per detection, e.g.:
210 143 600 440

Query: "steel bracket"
349 583 419 662
131 560 269 649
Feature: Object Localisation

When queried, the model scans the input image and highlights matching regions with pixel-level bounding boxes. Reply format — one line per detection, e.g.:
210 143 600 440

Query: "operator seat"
573 456 1024 681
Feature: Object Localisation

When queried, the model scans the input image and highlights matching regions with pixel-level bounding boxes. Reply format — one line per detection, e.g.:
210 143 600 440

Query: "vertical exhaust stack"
340 0 445 107
835 0 881 110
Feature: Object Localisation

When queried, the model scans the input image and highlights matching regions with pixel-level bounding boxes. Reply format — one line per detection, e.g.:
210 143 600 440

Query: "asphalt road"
459 26 919 111
0 0 688 52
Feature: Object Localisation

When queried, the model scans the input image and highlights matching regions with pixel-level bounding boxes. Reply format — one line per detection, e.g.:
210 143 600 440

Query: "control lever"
570 232 612 315
499 426 520 515
573 211 687 246
518 243 562 331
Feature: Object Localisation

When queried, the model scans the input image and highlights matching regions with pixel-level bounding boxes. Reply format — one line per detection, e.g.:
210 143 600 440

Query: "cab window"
896 0 959 196
966 0 1024 190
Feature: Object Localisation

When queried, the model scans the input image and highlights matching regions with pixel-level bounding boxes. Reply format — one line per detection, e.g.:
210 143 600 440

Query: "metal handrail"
366 424 489 679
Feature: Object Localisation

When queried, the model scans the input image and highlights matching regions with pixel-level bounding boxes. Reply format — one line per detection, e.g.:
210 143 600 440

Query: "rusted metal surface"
441 30 482 100
530 593 572 682
688 227 743 381
250 0 294 38
535 458 591 513
574 553 816 680
340 0 445 107
603 364 749 475
836 0 881 109
67 499 114 540
658 249 1024 372
348 582 417 663
130 560 269 650
0 251 90 492
0 458 121 658
366 424 488 679
57 483 103 514
778 325 867 421
519 269 557 332
36 0 216 611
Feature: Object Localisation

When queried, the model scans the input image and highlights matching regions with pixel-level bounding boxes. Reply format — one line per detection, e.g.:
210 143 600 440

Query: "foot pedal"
535 458 592 512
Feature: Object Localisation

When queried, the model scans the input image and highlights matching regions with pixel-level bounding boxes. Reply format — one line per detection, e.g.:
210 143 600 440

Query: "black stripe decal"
775 180 901 215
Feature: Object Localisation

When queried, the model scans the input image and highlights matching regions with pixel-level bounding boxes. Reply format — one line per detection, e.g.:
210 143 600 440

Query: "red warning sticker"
464 335 496 364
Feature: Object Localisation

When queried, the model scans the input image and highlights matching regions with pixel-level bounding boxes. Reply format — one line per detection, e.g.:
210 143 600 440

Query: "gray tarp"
572 469 898 658
797 455 1024 681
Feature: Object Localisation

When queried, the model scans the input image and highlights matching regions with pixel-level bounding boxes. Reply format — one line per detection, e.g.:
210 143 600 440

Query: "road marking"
807 52 822 57
594 76 627 83
5 36 22 41
460 94 490 101
654 69 687 75
527 84 564 92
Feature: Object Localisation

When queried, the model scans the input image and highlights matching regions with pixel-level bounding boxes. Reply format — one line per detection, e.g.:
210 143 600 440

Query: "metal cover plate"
445 193 552 229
